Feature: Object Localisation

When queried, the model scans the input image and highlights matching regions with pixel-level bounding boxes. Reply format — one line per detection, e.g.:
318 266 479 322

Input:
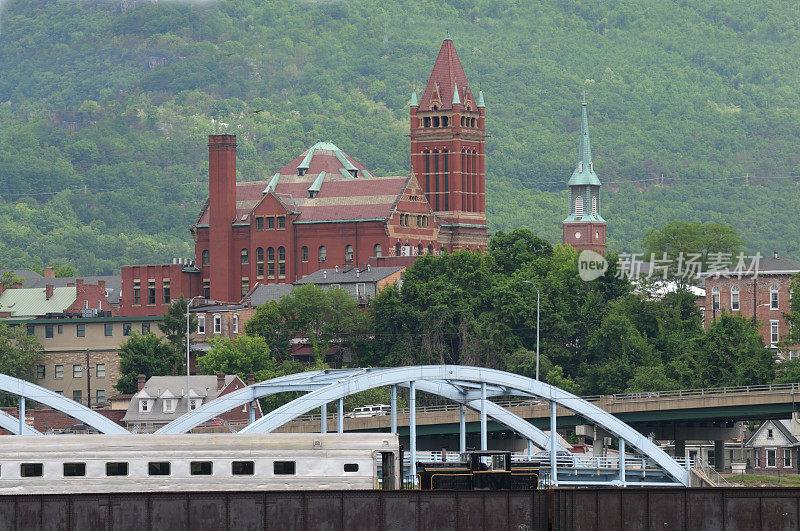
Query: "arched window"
241 248 248 264
771 284 779 310
319 246 327 262
712 286 720 311
278 246 286 278
731 285 740 311
301 246 309 262
267 247 275 278
591 196 597 217
202 250 209 266
424 117 431 127
374 244 382 258
574 195 584 218
433 116 440 127
256 247 264 278
345 245 354 262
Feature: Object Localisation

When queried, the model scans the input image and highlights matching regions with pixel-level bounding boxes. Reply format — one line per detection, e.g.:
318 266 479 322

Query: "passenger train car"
0 433 400 494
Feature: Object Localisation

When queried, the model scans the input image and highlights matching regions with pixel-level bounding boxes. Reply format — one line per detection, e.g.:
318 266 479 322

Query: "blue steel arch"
238 366 689 486
0 409 40 435
156 370 566 452
0 374 129 435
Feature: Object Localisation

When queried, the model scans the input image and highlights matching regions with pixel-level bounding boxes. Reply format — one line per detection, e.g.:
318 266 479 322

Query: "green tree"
642 221 744 289
198 335 280 381
53 265 76 277
158 297 198 353
115 332 181 393
774 359 800 384
779 273 800 351
488 228 553 274
243 300 290 360
0 323 43 380
692 312 775 388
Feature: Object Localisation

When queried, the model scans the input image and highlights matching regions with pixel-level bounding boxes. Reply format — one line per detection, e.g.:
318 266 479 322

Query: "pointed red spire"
419 36 474 111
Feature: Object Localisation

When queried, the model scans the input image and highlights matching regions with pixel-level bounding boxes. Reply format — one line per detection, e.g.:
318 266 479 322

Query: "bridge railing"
292 382 800 423
401 451 694 471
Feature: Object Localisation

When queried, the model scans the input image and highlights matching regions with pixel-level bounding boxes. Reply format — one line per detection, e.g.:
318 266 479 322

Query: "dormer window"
190 398 203 410
579 162 584 172
348 169 358 178
309 190 317 198
139 399 153 413
298 168 307 176
163 399 176 413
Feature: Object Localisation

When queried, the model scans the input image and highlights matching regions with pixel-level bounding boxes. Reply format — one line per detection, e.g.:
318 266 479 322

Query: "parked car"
346 404 391 418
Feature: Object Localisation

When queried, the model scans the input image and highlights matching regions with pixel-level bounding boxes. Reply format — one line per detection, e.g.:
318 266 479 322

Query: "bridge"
279 382 800 451
0 367 694 487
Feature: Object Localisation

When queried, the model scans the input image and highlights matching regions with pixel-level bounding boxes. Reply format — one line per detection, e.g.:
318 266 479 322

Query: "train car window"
20 463 43 477
273 461 296 475
148 462 171 476
106 462 129 476
344 463 359 472
232 461 254 475
63 463 86 477
190 461 213 475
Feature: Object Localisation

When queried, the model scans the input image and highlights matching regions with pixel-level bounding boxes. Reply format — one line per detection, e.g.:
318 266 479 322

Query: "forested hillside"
1 0 799 274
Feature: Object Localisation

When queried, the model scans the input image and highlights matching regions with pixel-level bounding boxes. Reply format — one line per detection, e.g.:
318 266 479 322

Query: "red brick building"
562 99 606 254
702 252 800 359
120 36 488 311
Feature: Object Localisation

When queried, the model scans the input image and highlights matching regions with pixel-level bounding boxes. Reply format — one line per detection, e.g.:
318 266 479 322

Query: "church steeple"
563 97 606 254
410 35 488 251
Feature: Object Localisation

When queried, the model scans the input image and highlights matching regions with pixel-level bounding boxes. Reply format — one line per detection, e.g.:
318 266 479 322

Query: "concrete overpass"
276 382 800 468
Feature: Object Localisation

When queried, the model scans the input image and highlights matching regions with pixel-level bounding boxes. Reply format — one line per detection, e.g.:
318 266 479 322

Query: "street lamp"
186 295 202 413
522 280 540 380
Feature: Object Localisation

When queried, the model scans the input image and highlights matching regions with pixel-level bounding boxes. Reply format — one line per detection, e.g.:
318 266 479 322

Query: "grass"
722 473 800 488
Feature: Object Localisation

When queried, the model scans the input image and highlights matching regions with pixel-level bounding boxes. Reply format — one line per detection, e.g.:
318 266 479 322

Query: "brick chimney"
208 134 238 303
247 372 255 386
45 284 54 300
44 266 55 279
137 374 146 392
217 372 226 391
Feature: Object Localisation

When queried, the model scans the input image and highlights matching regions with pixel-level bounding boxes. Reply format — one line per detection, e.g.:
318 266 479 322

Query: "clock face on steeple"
574 231 582 239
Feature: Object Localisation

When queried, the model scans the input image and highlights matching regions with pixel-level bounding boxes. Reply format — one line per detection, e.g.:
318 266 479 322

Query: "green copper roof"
567 101 601 187
308 171 326 193
410 91 419 107
263 172 280 194
338 168 354 179
0 286 77 318
452 81 461 105
476 90 485 108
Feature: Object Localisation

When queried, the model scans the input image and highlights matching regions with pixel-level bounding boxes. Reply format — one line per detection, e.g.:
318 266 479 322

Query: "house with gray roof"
294 265 404 305
122 373 261 433
745 419 799 472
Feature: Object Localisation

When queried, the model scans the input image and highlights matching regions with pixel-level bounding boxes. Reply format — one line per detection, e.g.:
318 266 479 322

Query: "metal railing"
693 457 732 487
401 451 693 471
292 382 800 422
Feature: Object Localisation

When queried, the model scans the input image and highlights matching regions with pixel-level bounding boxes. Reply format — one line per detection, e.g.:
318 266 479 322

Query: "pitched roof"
0 272 122 305
295 266 404 285
122 375 243 424
418 36 475 111
700 253 800 277
196 141 411 225
745 419 798 446
246 284 295 307
0 286 77 317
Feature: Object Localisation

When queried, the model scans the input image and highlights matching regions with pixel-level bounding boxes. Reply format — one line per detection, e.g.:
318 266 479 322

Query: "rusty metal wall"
549 488 800 531
0 488 798 530
0 490 548 531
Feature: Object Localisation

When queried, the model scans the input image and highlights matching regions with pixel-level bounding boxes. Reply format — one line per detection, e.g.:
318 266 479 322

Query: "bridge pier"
674 438 685 460
714 439 726 472
337 398 344 433
410 381 417 478
390 385 397 434
459 404 466 453
320 403 327 434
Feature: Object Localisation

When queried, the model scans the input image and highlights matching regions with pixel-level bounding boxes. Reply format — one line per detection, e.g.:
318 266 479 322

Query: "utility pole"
85 350 91 408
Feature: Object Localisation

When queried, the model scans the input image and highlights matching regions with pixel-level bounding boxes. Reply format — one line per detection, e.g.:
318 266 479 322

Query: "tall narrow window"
345 245 354 262
213 314 222 334
256 217 264 230
302 246 309 262
162 280 170 304
731 286 740 311
197 315 205 334
202 250 209 265
319 246 327 262
267 247 275 278
374 244 382 258
202 279 210 299
233 313 239 334
712 286 720 311
591 195 597 217
278 246 286 278
147 280 156 305
277 216 285 229
771 320 780 345
574 195 583 219
434 150 440 210
133 280 141 305
241 278 249 297
241 248 249 264
771 285 779 310
267 217 275 230
256 247 264 278
443 150 449 211
424 152 430 200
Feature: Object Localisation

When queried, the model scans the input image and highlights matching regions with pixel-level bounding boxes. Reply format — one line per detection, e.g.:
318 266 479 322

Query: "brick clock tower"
562 98 606 254
410 33 489 249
